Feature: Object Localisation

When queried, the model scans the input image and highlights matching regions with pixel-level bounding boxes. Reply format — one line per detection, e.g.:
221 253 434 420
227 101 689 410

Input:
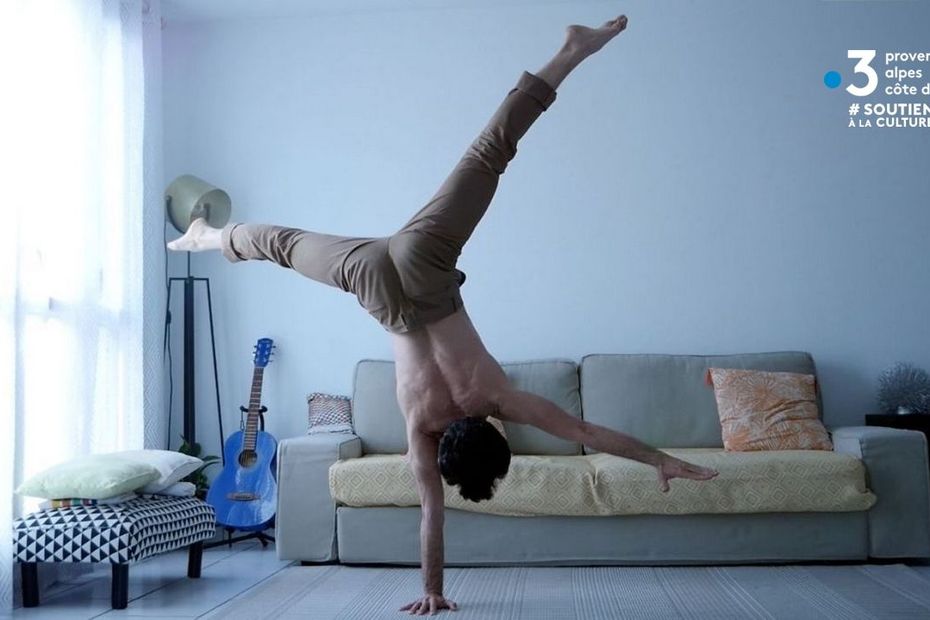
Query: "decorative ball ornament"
877 362 930 415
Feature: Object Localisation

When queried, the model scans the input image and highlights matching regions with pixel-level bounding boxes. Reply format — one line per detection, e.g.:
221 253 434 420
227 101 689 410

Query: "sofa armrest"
832 425 930 558
275 433 362 562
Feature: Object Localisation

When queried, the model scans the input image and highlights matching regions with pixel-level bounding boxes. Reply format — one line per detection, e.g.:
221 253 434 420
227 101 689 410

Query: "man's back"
392 307 507 434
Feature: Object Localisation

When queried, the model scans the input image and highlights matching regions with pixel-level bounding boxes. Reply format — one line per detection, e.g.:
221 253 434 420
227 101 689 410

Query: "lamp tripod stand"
165 251 224 453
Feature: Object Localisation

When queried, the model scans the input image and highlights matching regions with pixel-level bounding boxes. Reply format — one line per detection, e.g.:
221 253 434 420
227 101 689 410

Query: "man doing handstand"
169 14 718 616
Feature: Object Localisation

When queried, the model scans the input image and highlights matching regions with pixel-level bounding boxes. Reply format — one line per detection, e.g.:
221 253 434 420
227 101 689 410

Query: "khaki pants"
221 71 557 334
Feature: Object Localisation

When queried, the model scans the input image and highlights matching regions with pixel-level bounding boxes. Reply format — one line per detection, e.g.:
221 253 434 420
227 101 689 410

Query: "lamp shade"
165 174 231 233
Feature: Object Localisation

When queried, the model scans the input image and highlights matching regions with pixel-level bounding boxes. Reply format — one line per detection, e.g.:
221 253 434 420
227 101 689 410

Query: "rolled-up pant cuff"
220 223 244 263
516 70 557 110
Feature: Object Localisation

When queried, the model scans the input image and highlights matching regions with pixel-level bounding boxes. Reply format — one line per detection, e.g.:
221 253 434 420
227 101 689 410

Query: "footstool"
14 496 216 609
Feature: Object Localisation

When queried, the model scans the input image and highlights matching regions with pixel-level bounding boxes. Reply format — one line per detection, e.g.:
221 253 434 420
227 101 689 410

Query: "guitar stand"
205 528 275 550
204 405 276 551
239 404 268 431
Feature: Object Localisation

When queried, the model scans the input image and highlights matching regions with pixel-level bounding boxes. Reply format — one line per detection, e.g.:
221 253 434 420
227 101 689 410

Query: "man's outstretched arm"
495 389 718 491
399 430 458 615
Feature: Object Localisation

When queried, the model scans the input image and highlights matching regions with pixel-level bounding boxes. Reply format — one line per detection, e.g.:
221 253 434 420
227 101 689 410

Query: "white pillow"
113 450 203 494
148 481 196 497
17 455 160 500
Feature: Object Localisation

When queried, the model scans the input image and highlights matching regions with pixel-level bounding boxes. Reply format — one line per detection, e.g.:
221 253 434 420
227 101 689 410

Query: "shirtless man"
170 13 718 615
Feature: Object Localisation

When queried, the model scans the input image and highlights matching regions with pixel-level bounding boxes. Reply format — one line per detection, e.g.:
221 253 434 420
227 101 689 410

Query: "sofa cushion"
497 360 582 455
352 359 581 455
329 449 876 517
708 368 832 451
580 352 821 449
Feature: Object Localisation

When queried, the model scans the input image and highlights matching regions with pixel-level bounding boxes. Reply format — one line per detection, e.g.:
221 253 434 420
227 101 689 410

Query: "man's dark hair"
438 416 510 502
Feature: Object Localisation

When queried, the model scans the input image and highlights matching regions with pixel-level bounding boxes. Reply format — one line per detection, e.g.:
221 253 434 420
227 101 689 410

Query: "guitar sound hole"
238 450 258 468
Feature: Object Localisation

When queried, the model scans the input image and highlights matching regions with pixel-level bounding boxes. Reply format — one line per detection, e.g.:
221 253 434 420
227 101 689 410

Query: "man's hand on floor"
656 455 719 492
400 594 458 615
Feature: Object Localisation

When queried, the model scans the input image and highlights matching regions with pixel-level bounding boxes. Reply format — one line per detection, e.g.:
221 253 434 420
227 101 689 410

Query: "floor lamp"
164 175 231 457
165 178 274 549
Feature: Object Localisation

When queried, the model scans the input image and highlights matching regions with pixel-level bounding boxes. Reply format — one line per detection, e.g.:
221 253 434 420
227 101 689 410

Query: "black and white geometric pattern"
13 497 215 564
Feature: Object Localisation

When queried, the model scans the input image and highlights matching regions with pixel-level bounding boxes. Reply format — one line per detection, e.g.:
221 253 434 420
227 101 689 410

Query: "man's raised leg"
391 15 629 275
168 218 371 292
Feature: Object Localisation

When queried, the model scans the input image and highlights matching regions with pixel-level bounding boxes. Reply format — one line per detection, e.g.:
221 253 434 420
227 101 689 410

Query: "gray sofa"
276 352 930 564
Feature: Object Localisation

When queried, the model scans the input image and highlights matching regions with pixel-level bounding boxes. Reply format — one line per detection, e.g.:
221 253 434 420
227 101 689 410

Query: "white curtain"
1 0 157 610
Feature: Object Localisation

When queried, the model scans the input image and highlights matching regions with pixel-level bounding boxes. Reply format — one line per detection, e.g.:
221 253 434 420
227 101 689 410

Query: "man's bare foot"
166 217 223 252
534 14 628 90
564 15 628 59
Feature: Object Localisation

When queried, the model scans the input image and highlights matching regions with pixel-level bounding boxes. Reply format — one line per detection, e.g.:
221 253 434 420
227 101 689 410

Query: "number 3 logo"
847 50 877 97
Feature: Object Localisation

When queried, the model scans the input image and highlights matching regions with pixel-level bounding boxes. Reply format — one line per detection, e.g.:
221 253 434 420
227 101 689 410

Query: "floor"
9 541 293 619
8 546 930 619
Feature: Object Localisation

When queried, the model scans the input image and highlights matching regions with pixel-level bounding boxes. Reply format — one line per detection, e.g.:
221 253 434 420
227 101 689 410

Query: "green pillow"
16 454 161 500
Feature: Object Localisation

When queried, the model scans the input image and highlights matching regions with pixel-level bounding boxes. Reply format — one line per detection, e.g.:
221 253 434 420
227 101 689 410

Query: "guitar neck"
244 366 265 450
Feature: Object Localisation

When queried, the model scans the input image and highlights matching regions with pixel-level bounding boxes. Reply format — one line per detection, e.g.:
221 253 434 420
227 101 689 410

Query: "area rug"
204 564 930 619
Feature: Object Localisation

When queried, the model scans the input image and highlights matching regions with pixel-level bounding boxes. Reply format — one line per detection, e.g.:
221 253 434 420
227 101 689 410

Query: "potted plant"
177 438 221 500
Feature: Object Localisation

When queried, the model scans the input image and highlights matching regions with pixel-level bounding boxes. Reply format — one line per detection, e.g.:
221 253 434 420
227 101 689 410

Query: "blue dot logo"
824 70 841 89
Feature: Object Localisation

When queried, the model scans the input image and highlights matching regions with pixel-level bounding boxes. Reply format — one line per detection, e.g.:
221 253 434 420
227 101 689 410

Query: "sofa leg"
187 541 204 578
21 562 39 607
111 563 129 609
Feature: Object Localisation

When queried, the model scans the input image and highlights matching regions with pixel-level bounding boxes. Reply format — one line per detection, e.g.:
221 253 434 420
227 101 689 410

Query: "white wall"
162 1 930 457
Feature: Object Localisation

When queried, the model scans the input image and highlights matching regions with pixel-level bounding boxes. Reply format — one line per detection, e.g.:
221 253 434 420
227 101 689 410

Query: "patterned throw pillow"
307 392 353 434
707 368 833 452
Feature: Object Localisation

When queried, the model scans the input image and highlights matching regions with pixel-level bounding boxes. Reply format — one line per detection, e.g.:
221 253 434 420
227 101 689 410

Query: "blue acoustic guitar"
207 338 278 532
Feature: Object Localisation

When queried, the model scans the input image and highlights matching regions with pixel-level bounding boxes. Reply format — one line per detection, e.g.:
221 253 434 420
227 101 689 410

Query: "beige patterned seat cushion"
329 449 876 517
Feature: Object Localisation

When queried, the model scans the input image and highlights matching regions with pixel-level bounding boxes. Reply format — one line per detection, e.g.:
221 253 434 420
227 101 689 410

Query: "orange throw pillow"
707 368 833 452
